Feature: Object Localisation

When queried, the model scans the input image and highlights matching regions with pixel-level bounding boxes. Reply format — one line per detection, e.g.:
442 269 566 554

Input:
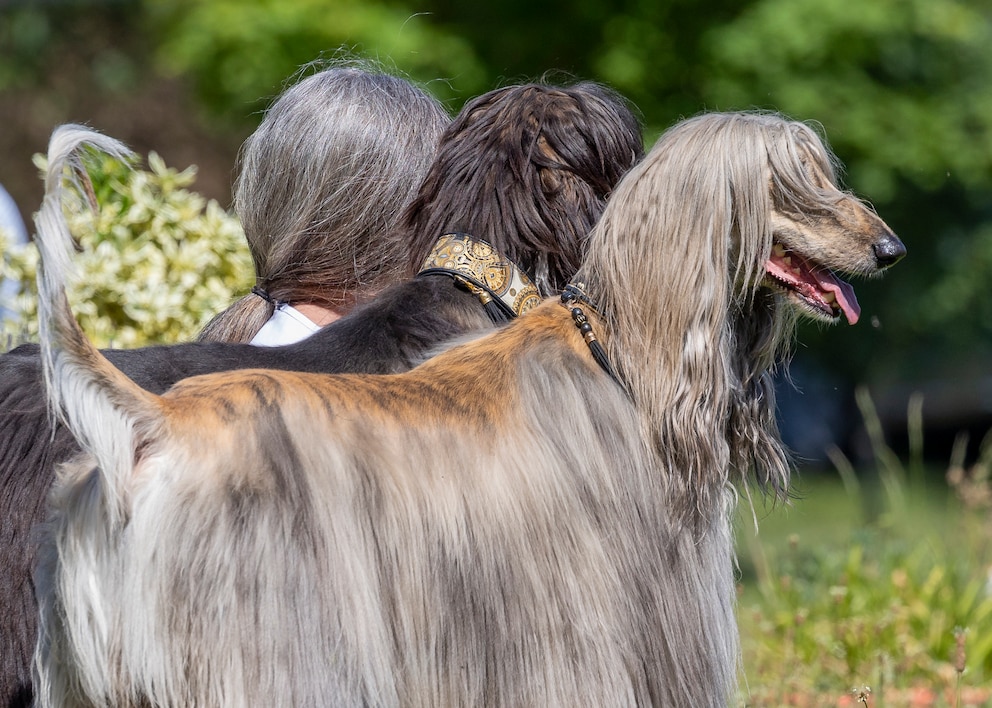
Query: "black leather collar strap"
561 282 627 392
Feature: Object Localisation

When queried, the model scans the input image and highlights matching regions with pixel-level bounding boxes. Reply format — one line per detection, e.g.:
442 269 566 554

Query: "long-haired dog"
0 83 643 707
33 112 904 707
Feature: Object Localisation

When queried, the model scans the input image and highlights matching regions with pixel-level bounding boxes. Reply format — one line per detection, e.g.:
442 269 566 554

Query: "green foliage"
702 0 992 201
741 528 992 705
917 220 992 341
0 151 251 348
737 394 992 706
146 0 488 118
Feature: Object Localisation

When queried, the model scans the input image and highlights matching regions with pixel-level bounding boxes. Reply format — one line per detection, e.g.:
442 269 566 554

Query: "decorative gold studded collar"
418 233 542 321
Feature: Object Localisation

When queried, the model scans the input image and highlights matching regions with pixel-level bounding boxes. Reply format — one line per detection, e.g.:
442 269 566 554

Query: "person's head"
199 61 450 343
401 81 644 296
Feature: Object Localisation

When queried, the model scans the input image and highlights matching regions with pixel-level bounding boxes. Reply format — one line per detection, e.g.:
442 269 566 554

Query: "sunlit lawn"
735 462 992 708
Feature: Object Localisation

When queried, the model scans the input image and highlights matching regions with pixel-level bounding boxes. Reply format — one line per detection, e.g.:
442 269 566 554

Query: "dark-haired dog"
0 82 643 706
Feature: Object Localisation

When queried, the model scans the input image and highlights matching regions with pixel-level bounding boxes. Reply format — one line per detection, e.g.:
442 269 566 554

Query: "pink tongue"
813 268 861 325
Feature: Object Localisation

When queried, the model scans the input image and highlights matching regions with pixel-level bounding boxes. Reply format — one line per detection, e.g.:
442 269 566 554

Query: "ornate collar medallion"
417 233 542 318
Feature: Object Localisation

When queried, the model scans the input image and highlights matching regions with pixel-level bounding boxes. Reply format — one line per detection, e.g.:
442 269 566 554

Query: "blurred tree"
0 0 246 219
704 0 992 198
145 0 487 117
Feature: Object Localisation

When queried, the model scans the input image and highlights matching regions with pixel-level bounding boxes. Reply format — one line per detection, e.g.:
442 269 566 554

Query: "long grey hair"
198 62 449 343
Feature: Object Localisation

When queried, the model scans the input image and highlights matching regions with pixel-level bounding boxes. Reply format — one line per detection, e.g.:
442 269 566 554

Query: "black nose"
873 233 907 268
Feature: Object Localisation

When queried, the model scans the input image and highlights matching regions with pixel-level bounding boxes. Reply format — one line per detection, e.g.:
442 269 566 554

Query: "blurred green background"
2 0 991 469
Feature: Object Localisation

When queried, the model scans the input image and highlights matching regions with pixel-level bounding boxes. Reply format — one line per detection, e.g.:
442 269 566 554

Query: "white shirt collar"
249 303 321 347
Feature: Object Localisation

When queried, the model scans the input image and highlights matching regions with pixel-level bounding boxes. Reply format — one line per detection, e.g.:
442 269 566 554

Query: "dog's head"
577 112 905 504
402 81 644 295
761 121 905 325
582 112 903 331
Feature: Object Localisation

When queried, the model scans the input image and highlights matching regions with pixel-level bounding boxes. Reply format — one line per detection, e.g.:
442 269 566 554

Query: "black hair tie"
251 286 278 305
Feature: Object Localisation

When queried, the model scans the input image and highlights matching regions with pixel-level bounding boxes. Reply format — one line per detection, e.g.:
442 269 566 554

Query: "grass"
736 389 992 707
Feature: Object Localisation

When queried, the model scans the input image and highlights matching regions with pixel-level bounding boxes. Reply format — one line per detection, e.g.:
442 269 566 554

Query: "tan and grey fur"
34 114 904 707
3 81 642 708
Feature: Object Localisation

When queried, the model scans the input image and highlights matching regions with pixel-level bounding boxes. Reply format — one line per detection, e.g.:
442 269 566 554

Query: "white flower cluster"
0 151 251 349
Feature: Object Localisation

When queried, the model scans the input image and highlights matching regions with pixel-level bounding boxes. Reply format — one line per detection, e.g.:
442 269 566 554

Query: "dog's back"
37 302 739 706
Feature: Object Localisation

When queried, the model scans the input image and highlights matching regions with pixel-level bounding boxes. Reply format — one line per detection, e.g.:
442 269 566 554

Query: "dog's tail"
35 125 164 523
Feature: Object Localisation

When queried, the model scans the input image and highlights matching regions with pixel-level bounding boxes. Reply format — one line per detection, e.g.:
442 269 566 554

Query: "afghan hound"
33 111 904 707
0 83 643 707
